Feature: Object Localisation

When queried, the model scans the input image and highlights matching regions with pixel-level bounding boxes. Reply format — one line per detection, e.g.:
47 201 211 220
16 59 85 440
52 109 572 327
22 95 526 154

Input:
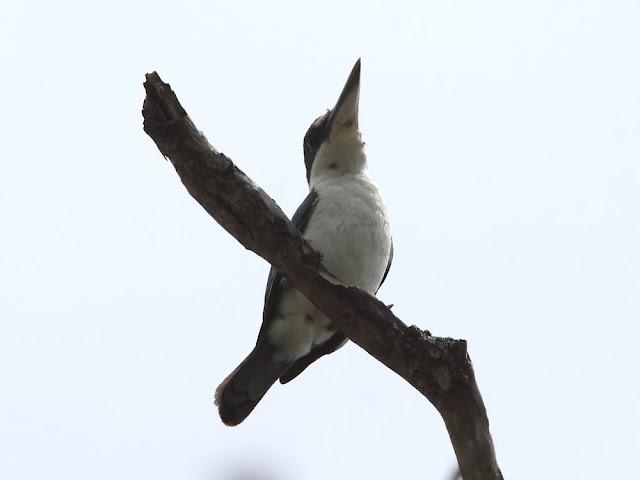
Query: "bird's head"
303 59 366 185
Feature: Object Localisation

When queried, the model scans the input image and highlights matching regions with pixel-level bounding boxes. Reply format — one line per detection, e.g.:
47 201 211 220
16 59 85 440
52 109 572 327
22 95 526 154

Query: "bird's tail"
214 341 290 426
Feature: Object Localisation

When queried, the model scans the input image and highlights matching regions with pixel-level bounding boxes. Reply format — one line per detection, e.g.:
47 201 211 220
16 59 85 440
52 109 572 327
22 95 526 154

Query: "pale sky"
1 1 639 479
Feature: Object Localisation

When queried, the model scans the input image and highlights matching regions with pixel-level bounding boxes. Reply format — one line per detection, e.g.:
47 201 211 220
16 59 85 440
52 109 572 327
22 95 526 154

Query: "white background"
2 1 639 479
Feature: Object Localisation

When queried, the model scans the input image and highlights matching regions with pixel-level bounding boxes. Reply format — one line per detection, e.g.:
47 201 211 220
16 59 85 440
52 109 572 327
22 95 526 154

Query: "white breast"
305 173 391 292
267 173 392 362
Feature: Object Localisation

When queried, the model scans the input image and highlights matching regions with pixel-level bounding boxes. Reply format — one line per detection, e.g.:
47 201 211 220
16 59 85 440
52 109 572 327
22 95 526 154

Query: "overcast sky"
1 1 639 479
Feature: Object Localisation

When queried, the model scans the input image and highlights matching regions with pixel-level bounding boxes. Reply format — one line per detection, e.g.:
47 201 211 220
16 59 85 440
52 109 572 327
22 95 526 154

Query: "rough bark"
142 72 504 480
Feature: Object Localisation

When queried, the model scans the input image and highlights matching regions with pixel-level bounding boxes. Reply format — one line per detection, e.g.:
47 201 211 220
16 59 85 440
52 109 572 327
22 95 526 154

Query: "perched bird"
215 59 393 426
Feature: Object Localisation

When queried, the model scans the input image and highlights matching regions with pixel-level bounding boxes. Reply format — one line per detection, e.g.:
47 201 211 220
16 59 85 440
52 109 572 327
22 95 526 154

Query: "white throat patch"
309 129 366 186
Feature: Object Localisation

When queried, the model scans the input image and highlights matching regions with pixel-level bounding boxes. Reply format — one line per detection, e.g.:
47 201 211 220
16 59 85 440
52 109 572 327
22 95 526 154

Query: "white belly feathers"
267 173 391 362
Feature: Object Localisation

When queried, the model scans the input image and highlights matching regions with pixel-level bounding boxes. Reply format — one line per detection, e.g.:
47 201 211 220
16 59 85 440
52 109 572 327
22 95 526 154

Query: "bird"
215 59 393 426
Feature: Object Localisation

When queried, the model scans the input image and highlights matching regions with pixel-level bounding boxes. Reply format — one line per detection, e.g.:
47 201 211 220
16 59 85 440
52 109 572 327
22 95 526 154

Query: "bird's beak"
325 58 361 141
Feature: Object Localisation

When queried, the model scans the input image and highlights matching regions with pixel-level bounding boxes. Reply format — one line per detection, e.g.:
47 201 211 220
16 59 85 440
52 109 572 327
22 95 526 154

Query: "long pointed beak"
325 59 361 140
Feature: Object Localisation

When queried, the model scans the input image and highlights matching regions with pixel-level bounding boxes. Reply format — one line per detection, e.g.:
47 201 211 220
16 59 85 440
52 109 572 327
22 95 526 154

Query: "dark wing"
279 332 347 384
280 238 394 384
257 189 319 341
376 239 393 293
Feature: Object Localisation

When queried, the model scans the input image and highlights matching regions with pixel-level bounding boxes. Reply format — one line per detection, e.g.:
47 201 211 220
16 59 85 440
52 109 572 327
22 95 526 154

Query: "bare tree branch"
142 72 503 480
